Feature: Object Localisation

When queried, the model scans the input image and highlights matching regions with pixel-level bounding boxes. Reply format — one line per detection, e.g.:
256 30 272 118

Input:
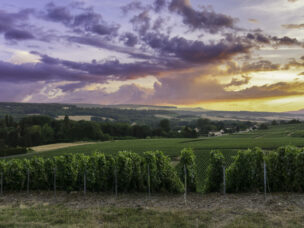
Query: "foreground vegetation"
0 192 304 227
2 145 304 194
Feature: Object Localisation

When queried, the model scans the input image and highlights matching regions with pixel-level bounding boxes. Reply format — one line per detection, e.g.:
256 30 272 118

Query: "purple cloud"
169 0 235 33
42 3 119 37
0 9 36 41
4 29 35 40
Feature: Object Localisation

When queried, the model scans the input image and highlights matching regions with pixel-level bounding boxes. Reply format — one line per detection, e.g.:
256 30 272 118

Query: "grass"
2 123 304 191
0 192 304 227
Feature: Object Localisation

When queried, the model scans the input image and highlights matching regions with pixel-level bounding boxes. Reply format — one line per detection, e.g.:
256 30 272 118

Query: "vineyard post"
223 165 226 195
147 164 151 199
184 164 187 205
0 172 3 195
114 167 118 197
84 169 86 196
54 168 56 198
264 160 267 200
27 168 30 194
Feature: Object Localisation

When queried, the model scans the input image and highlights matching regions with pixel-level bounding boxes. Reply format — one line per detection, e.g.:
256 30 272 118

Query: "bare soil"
31 142 95 152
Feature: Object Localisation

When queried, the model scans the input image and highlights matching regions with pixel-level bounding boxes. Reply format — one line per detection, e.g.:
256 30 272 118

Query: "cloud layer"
0 0 304 111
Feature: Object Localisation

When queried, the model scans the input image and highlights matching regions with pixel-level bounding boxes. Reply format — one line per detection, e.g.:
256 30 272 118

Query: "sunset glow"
0 0 304 111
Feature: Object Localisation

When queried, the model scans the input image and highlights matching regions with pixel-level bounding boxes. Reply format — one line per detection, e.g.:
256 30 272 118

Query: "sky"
0 0 304 112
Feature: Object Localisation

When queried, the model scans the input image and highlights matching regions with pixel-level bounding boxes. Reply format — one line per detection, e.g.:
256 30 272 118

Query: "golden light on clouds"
81 76 160 93
192 95 304 112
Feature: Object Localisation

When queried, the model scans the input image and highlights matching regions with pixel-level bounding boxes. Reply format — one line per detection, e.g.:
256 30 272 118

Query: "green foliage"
4 159 27 191
0 151 184 193
143 151 183 193
177 148 197 192
204 150 224 193
0 147 27 157
226 148 264 192
29 157 47 190
295 150 304 191
291 130 304 138
266 145 300 192
54 155 78 192
44 158 55 190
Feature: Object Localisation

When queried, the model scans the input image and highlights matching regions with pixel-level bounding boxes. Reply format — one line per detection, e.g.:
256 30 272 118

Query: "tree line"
0 115 255 147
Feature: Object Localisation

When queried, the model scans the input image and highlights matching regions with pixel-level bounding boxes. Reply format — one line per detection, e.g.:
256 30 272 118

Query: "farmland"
5 123 304 191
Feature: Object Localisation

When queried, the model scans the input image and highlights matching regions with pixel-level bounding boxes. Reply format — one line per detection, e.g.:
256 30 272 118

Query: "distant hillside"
287 109 304 115
1 102 304 123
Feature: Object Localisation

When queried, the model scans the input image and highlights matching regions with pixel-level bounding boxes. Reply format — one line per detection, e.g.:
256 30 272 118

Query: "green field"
3 123 304 191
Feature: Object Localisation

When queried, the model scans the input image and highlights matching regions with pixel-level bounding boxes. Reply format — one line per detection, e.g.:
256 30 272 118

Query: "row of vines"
0 148 196 193
204 146 304 193
1 145 303 193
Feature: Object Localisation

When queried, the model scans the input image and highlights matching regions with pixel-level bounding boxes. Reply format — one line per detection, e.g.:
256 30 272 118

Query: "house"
208 130 224 137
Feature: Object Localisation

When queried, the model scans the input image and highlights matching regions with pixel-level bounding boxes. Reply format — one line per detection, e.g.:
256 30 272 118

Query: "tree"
41 124 54 144
159 119 170 132
4 115 14 127
259 123 268 130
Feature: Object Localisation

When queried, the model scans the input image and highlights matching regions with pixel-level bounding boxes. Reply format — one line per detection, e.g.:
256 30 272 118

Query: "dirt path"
31 142 95 152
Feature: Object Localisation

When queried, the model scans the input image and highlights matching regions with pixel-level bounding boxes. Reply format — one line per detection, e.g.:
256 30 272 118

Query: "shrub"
204 150 225 193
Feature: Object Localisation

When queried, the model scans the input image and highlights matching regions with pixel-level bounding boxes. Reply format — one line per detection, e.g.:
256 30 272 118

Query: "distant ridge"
75 103 208 112
287 109 304 115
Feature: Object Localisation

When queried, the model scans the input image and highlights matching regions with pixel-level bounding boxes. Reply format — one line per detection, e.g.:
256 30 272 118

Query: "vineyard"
4 123 302 191
0 149 196 193
1 145 304 194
